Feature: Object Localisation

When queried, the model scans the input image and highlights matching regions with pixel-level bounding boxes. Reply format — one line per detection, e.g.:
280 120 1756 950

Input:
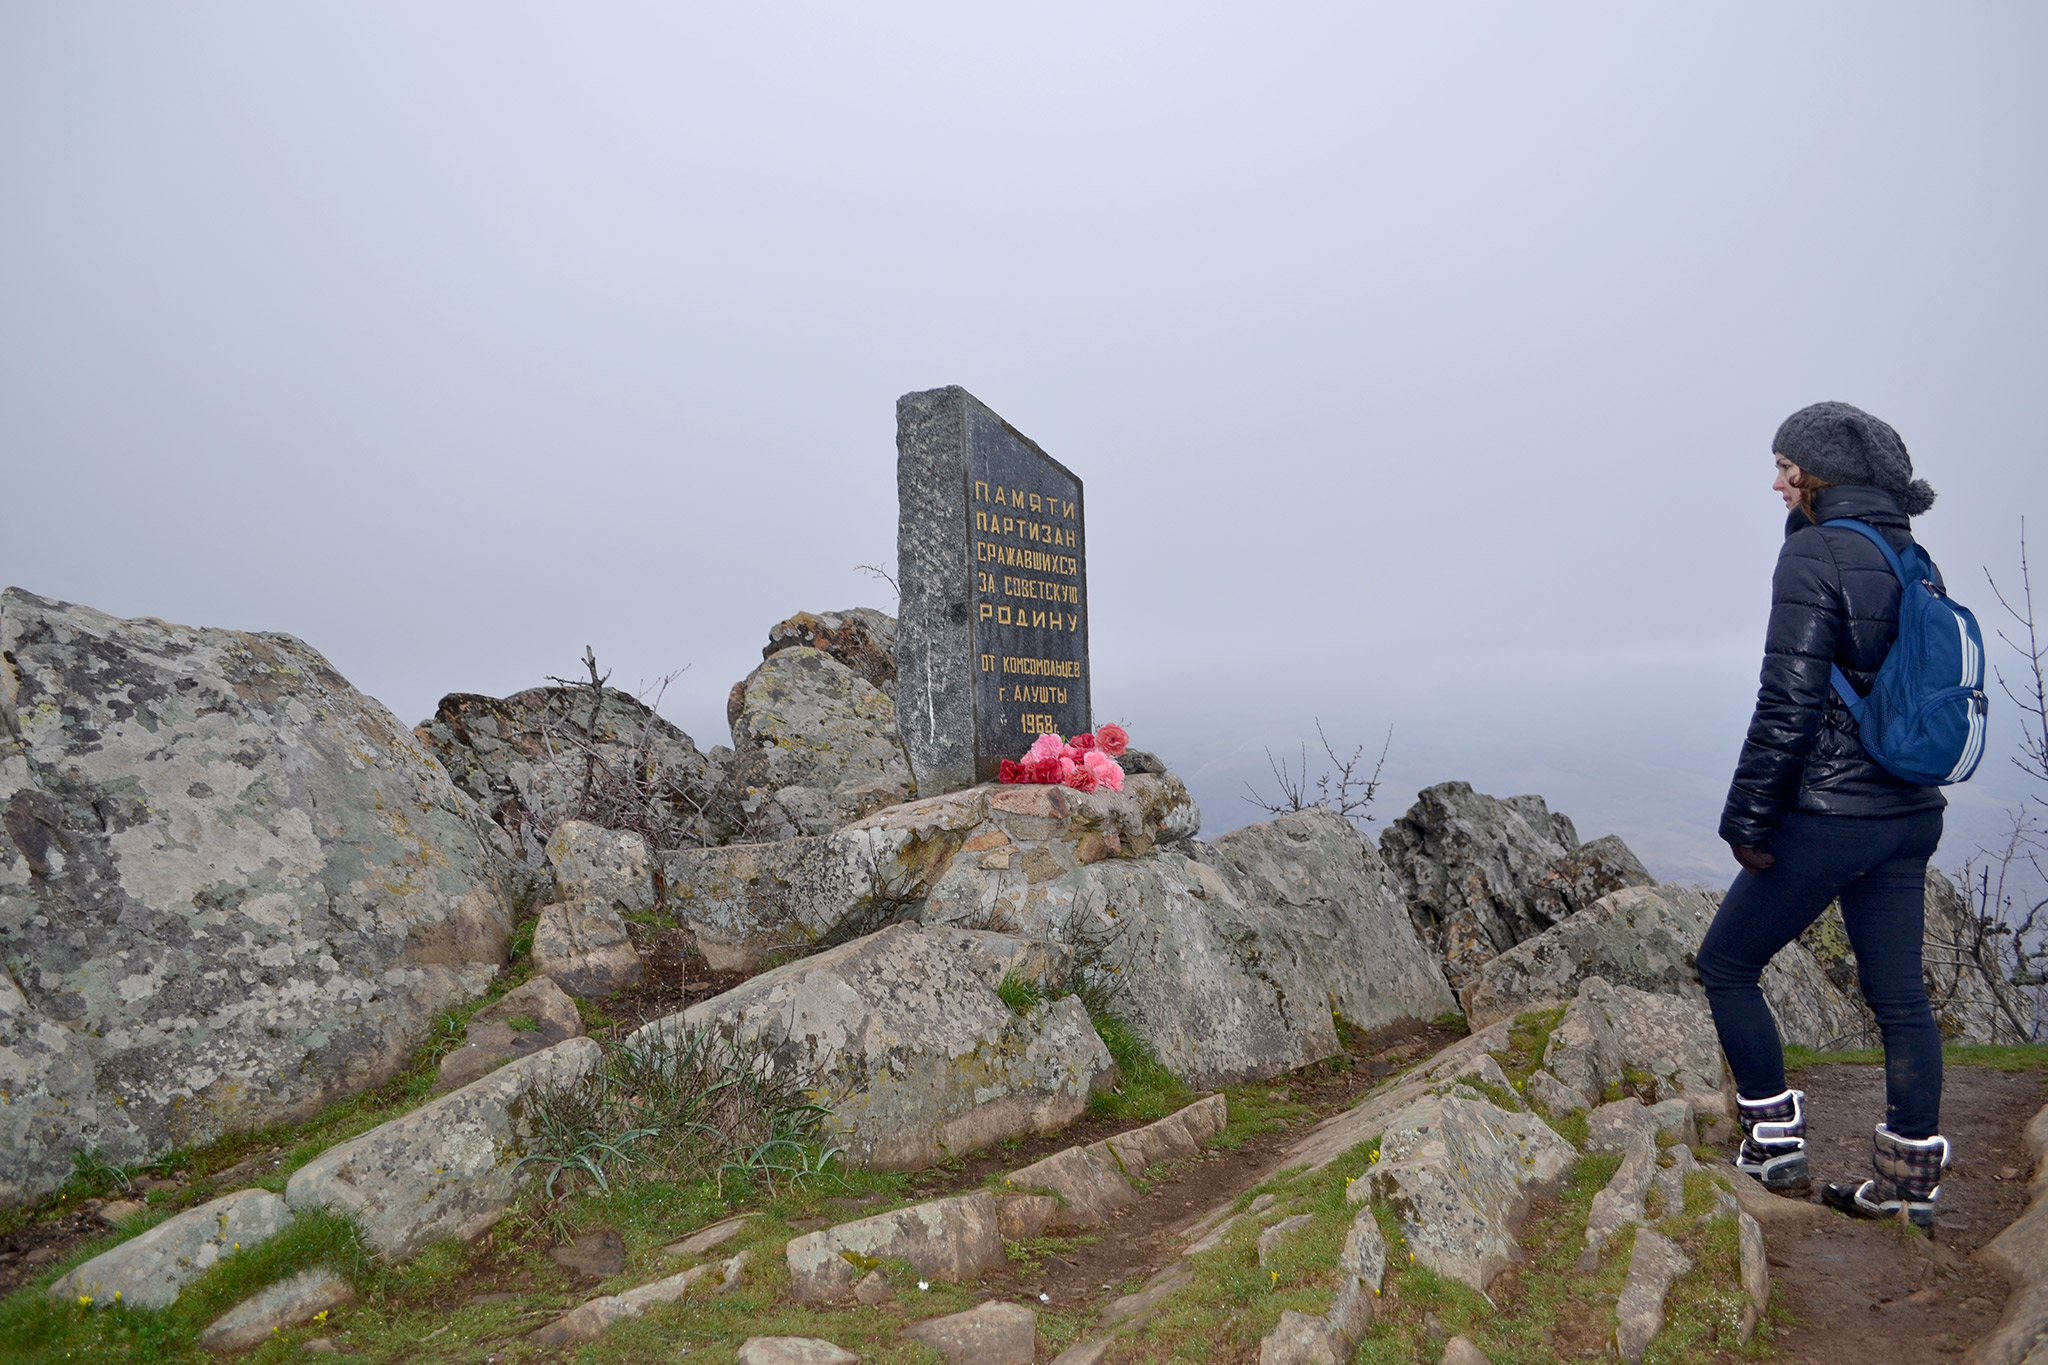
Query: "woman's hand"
1731 845 1776 874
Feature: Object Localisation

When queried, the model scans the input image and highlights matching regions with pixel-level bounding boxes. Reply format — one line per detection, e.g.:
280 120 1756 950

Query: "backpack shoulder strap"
1821 517 1909 585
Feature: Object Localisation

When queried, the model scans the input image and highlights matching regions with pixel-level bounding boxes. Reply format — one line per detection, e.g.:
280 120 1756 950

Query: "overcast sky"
5 5 2045 884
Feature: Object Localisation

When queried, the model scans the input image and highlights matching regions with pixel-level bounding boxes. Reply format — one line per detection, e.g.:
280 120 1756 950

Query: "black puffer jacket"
1719 484 1947 850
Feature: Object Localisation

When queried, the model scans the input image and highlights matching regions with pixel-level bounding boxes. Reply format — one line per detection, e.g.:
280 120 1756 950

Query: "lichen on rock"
0 588 515 1207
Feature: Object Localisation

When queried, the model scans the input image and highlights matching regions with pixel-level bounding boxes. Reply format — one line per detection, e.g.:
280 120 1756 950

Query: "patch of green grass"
1491 1005 1567 1087
995 971 1045 1017
1112 1138 1383 1362
500 1014 540 1033
1088 1011 1193 1123
1431 1009 1470 1032
1004 1232 1099 1275
1785 1041 2048 1072
1464 1079 1526 1113
506 916 538 961
1211 1085 1311 1152
0 1209 374 1365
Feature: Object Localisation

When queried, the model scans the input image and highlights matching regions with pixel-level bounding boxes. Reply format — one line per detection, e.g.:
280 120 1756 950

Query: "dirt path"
897 1019 1471 1322
1763 1062 2046 1363
908 1046 2047 1362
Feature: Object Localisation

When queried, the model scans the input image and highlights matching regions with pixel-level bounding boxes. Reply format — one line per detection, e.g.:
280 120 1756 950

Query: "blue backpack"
1823 518 1989 786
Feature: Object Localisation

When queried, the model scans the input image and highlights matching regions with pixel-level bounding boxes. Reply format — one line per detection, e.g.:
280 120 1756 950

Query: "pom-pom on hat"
1773 401 1936 516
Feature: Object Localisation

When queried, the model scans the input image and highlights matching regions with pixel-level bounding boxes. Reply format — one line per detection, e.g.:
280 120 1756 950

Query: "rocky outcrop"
50 1188 295 1309
674 773 1451 1088
526 820 649 997
1351 1091 1575 1290
1458 882 1867 1050
1199 810 1461 1035
1034 809 1453 1087
728 646 914 841
0 588 515 1207
761 608 898 698
434 975 584 1091
630 924 1112 1169
661 773 1195 972
1378 782 1651 984
737 1338 859 1365
660 823 945 975
285 1037 602 1258
785 1190 1003 1302
414 683 733 864
1541 977 1725 1109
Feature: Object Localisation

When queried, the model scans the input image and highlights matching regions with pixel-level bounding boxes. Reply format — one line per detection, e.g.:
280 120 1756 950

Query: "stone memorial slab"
897 385 1091 793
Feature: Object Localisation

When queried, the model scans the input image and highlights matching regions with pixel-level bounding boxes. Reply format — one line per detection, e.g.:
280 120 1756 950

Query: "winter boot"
1823 1126 1949 1228
1734 1088 1810 1195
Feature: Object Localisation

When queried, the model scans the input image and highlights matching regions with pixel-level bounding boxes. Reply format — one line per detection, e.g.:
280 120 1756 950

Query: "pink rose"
1083 748 1124 792
1096 724 1129 757
1068 731 1098 753
1025 733 1065 765
1065 764 1098 792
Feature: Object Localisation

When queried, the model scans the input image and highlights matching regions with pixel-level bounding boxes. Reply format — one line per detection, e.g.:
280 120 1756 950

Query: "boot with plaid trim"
1823 1126 1949 1228
1734 1088 1810 1195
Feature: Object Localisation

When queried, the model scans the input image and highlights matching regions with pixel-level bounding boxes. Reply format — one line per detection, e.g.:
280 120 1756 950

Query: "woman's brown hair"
1779 458 1831 520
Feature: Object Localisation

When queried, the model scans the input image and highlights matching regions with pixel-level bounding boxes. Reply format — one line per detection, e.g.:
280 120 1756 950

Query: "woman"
1699 400 1951 1227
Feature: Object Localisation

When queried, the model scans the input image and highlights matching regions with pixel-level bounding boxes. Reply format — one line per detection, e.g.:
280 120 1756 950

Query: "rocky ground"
7 590 2046 1364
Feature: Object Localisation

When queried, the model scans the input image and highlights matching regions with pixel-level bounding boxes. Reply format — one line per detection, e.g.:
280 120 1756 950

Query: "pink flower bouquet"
999 729 1127 792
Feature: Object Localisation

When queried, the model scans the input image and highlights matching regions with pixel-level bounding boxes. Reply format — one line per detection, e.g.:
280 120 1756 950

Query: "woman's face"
1773 455 1804 510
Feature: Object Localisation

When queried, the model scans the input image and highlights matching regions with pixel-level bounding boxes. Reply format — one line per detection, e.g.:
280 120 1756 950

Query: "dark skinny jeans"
1696 808 1944 1139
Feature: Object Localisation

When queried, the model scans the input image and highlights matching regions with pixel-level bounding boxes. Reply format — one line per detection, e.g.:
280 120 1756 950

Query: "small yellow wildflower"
77 1295 93 1308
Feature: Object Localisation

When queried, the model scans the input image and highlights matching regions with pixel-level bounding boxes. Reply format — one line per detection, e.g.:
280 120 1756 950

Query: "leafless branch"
1243 721 1391 828
1961 518 2048 1037
855 560 900 604
1985 519 2048 805
523 651 728 858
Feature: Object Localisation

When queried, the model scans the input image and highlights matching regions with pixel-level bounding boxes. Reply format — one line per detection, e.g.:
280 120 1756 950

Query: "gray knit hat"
1773 401 1936 516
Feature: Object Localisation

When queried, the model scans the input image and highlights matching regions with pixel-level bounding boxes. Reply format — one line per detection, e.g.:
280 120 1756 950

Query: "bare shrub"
1244 720 1391 828
517 1023 838 1220
1953 520 2048 1038
522 647 734 855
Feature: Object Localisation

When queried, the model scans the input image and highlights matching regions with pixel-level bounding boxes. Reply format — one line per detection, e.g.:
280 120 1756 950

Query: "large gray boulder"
1458 882 1868 1050
663 772 1199 973
1541 976 1725 1108
1199 809 1460 1035
728 646 914 841
0 588 515 1208
629 924 1111 1169
285 1036 601 1258
985 808 1454 1087
669 779 1453 1089
414 683 733 864
1378 782 1651 985
1352 1091 1575 1290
